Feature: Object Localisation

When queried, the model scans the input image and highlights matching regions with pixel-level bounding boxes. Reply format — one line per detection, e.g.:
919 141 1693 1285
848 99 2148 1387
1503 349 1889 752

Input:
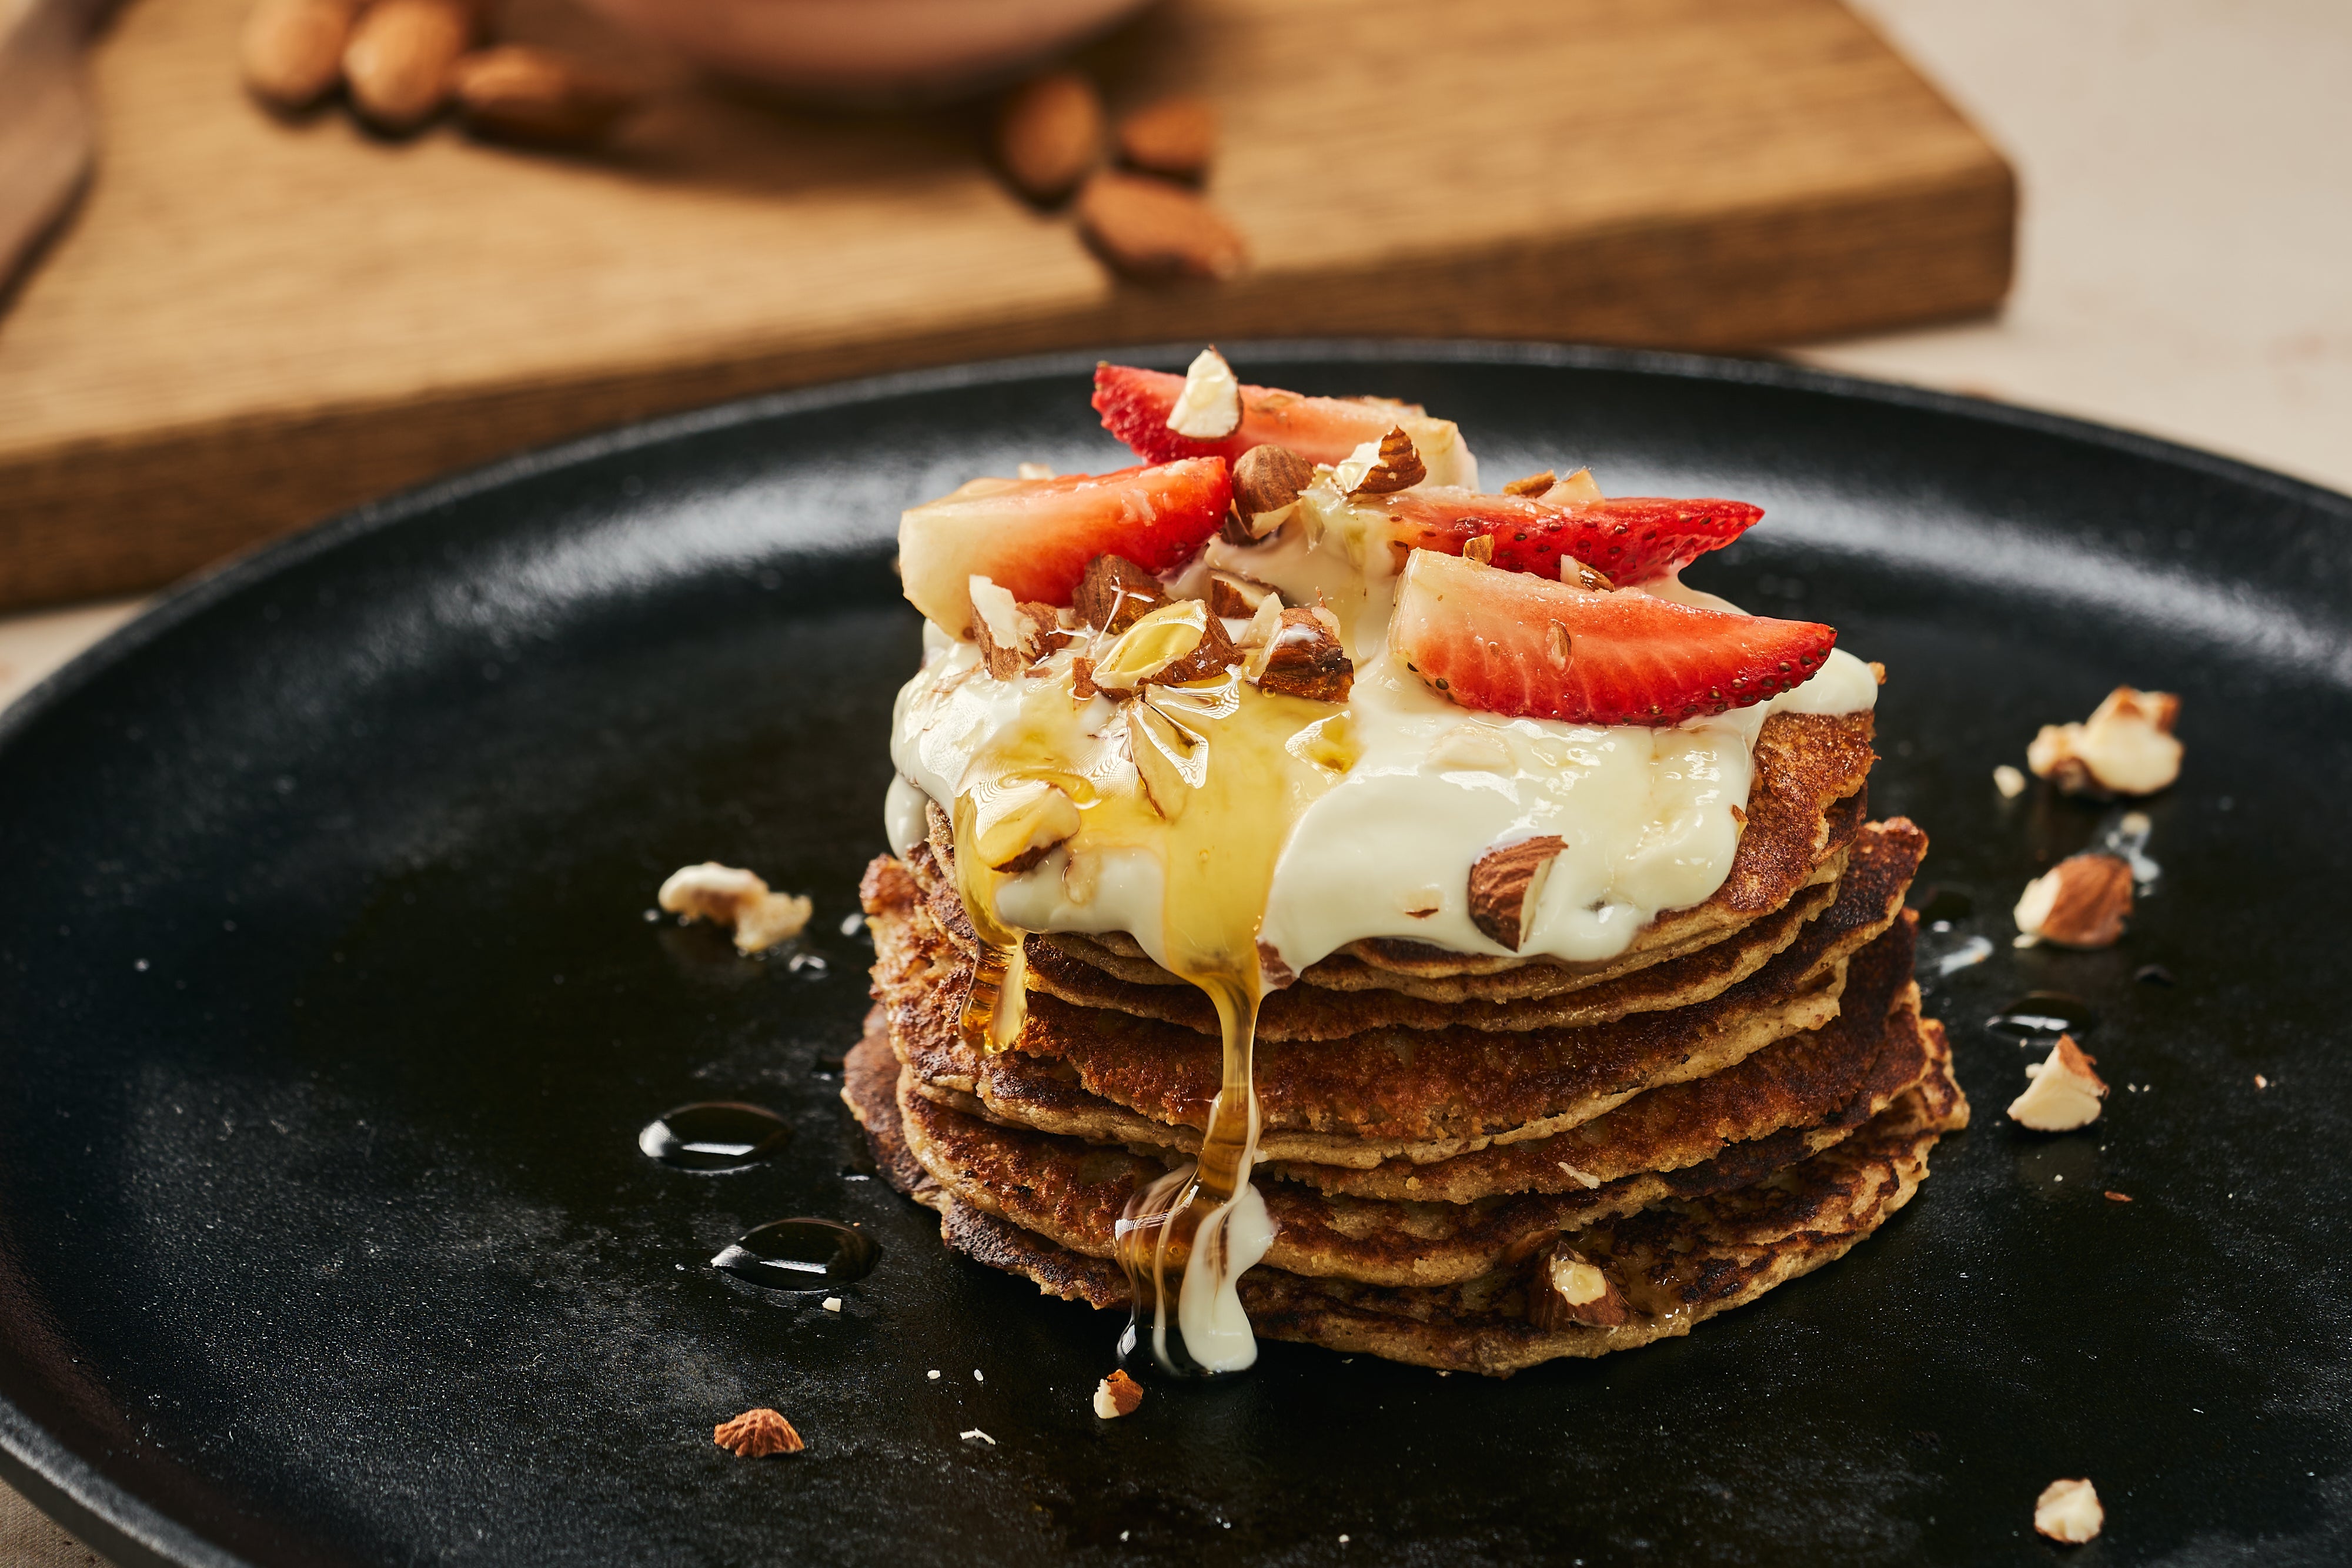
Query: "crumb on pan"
713 1407 804 1457
2008 1035 2107 1132
1093 1369 1144 1418
659 862 812 954
2027 686 2180 797
2034 1476 2103 1543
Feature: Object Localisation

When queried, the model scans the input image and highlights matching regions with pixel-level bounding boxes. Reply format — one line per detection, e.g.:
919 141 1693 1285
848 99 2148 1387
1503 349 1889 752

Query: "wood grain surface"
0 0 2012 611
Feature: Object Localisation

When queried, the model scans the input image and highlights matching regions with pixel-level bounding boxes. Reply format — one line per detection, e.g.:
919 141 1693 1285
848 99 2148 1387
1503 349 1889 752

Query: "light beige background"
3 0 2346 1559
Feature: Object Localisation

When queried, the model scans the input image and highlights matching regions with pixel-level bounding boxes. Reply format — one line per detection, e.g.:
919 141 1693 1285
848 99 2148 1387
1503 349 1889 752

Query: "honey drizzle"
948 660 1345 1376
950 790 1030 1053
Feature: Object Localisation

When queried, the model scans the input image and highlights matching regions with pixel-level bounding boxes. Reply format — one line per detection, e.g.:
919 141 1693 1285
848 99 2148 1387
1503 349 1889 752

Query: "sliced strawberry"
1388 549 1835 725
898 459 1230 634
1375 488 1762 584
1093 363 1418 467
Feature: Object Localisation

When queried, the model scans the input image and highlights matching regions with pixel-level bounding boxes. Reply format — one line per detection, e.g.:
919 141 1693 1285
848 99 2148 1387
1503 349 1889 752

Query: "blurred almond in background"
0 0 101 296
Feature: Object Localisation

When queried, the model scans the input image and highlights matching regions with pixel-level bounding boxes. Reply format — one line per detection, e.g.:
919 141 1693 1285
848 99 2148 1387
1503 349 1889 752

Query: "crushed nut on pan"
2033 1477 2103 1544
658 863 812 954
2013 853 2133 948
1092 1369 1145 1417
2007 1034 2108 1132
2027 686 2181 797
714 1407 804 1457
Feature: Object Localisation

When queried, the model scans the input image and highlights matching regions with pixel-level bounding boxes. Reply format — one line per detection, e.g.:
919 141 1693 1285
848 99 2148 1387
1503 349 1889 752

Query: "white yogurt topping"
887 495 1876 978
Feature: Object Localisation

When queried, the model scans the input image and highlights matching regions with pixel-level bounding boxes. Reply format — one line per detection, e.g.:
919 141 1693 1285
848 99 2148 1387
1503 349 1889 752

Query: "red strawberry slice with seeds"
1376 488 1763 585
897 458 1231 634
1388 549 1835 725
1093 362 1415 467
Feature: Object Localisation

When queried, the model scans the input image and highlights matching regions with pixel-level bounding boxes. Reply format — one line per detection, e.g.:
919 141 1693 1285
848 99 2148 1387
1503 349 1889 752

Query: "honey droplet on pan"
638 1102 791 1171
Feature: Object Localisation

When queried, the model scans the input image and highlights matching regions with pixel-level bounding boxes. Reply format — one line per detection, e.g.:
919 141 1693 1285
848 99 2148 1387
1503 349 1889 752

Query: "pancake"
888 969 1949 1289
916 708 1875 1004
864 819 1925 1166
1242 1079 1960 1377
884 920 1841 1166
843 1012 1967 1376
918 856 1843 1039
1266 912 1926 1202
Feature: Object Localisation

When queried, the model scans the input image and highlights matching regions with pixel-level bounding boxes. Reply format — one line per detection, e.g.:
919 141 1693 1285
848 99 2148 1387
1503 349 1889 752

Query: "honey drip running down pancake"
863 355 1957 1374
945 652 1349 1373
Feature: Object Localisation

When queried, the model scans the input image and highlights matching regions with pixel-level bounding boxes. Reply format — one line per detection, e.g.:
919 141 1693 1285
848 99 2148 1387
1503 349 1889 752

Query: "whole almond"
995 72 1104 203
344 0 476 132
453 46 639 146
241 0 360 109
1075 170 1246 281
1117 95 1216 180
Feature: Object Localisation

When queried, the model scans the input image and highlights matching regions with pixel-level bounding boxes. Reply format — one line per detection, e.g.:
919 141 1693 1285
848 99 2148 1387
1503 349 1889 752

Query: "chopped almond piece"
2027 686 2181 797
1526 1242 1631 1330
2013 854 2132 948
1151 610 1241 685
1207 571 1278 620
714 1407 804 1457
2007 1034 2107 1131
967 575 1043 677
1344 426 1426 496
1229 444 1314 539
1073 554 1169 633
1250 606 1352 701
1026 603 1077 657
1165 346 1241 439
658 863 812 954
1091 601 1235 693
2034 1477 2103 1544
1091 1369 1145 1417
971 779 1083 873
1539 467 1605 506
1501 470 1556 497
1468 835 1565 951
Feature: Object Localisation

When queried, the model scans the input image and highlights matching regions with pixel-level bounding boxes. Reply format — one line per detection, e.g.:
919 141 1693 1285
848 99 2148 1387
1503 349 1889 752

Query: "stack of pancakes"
845 708 1967 1376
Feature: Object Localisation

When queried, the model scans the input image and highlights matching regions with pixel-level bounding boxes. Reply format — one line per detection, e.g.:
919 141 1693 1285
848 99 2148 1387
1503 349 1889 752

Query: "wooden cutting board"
0 0 2012 613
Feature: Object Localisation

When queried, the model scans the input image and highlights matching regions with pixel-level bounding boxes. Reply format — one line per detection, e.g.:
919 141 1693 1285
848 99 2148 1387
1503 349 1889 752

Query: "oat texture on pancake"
847 350 1965 1376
